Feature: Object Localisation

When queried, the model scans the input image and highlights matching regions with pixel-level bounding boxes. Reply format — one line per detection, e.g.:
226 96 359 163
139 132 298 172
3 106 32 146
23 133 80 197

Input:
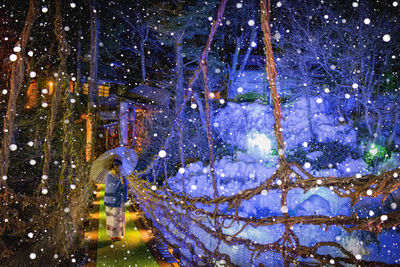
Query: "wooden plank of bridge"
94 184 176 267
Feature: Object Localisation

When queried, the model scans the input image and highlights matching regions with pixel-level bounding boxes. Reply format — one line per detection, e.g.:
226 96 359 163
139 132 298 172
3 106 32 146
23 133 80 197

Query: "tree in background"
0 1 94 264
223 0 260 99
0 0 38 181
149 0 225 169
274 0 400 147
105 1 151 83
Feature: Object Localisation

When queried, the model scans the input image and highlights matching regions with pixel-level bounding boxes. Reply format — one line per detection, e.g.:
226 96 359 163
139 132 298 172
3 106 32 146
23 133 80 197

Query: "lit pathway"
93 184 174 267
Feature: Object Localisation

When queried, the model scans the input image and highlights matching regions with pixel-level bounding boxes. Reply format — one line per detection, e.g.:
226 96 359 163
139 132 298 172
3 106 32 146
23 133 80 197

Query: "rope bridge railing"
126 162 400 266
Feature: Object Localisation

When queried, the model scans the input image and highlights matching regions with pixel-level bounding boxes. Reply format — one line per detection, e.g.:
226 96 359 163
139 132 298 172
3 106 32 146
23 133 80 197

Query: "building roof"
128 84 171 107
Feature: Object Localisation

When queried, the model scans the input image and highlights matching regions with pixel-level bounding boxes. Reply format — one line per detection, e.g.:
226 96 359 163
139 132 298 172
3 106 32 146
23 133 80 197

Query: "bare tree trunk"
177 115 185 193
175 31 185 176
388 109 399 148
227 24 256 100
373 111 383 142
42 0 70 179
58 88 74 202
140 43 146 82
260 0 286 164
227 36 241 99
85 114 94 161
175 32 184 112
131 106 136 147
199 0 228 198
76 29 82 95
363 104 374 137
238 28 257 75
89 0 99 106
140 41 146 82
0 0 38 182
177 117 185 167
386 93 400 147
193 91 207 132
86 0 99 161
140 24 148 82
260 2 290 265
388 94 400 147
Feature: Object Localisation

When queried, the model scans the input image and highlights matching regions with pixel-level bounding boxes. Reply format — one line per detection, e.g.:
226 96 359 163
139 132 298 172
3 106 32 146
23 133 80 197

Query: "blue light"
246 131 272 158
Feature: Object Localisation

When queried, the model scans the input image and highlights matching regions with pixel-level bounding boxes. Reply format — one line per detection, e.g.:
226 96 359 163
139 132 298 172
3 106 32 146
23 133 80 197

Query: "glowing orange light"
26 80 38 109
48 81 54 95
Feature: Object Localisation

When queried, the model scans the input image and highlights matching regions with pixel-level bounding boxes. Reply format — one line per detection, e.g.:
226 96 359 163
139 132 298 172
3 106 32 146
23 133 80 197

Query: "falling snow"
1 0 399 266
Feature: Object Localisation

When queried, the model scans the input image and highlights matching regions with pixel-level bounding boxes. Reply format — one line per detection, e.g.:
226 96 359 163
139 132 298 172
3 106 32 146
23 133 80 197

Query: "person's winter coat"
104 172 128 207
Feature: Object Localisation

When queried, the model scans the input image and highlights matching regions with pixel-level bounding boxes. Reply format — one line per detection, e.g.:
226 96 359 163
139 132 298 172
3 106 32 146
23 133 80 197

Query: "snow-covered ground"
214 98 357 151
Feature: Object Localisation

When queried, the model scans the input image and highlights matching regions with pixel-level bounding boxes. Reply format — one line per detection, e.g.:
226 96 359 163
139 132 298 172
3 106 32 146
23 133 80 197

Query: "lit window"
98 85 110 97
69 81 74 93
26 81 38 109
83 83 89 95
48 81 54 95
82 83 109 97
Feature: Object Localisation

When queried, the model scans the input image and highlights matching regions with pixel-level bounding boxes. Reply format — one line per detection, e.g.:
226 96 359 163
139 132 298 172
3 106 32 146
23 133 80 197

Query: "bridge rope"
126 163 400 266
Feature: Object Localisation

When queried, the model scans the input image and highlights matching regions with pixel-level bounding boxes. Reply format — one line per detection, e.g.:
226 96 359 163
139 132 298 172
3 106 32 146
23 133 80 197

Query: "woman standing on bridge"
104 158 128 242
